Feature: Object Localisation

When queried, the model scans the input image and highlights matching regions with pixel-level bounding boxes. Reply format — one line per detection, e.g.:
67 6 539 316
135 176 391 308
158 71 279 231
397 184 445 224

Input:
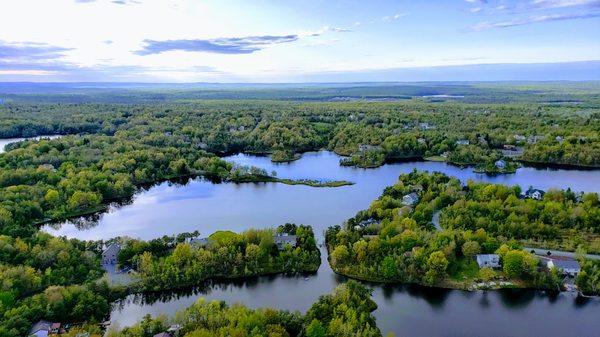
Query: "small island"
116 224 321 292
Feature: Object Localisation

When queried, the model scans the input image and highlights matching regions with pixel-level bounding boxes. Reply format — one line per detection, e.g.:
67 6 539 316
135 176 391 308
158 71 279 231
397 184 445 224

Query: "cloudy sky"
0 0 599 82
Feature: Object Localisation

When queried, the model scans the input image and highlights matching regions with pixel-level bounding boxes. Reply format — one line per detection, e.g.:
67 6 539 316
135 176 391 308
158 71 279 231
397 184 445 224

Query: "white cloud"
470 11 600 30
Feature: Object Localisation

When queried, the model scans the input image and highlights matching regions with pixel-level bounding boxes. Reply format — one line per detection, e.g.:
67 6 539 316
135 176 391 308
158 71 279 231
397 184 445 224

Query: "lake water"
42 151 600 336
44 151 600 241
0 135 62 153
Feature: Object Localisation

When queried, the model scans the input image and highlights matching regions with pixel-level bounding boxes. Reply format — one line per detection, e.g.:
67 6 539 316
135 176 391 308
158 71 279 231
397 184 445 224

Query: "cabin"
456 139 469 146
273 234 297 250
543 257 581 276
102 243 121 264
525 188 545 200
28 320 52 337
476 254 500 269
402 192 419 206
495 160 506 169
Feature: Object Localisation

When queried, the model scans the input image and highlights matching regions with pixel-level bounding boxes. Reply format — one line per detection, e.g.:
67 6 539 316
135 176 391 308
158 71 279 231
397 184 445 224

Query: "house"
495 160 506 169
544 257 581 276
456 139 469 146
476 254 500 269
102 243 121 264
514 134 526 142
402 192 419 206
29 320 52 337
273 234 297 250
167 324 182 337
358 144 382 152
189 237 209 247
525 188 545 200
50 323 61 334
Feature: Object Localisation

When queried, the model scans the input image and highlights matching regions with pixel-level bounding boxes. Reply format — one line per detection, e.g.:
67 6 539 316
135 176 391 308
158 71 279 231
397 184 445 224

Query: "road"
430 210 600 261
523 247 600 261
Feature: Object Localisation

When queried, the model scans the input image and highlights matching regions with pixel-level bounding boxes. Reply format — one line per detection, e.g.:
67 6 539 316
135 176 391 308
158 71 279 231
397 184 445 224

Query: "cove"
0 135 62 153
110 246 600 337
42 151 600 337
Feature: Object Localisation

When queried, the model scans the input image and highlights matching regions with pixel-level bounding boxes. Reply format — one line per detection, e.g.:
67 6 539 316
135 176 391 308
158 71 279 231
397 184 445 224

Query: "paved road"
523 247 600 261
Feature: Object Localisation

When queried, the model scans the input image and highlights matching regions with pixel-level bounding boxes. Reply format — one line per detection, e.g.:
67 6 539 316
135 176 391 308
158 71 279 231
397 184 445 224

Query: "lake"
0 135 63 153
44 151 600 240
43 151 600 337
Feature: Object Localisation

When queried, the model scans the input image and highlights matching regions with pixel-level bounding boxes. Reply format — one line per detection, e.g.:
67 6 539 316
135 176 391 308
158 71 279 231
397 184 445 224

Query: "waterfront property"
542 256 581 276
525 187 545 200
476 254 501 268
102 243 121 265
273 234 297 250
402 192 419 206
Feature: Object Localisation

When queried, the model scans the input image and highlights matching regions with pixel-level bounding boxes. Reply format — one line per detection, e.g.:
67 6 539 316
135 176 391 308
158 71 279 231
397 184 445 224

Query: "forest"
108 281 382 337
125 224 321 291
325 171 600 292
0 84 599 335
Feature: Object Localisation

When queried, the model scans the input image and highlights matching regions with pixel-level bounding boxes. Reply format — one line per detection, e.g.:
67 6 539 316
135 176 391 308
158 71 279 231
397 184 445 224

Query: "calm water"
0 135 62 153
43 151 600 337
44 151 600 240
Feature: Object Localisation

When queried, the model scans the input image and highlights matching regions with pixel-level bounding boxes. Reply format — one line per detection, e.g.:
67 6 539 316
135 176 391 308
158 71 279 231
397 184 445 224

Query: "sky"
0 0 599 82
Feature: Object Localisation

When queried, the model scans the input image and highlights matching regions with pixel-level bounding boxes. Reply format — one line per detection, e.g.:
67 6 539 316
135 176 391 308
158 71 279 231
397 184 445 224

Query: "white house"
273 234 297 250
525 188 545 200
544 257 581 276
102 243 121 264
456 139 470 146
476 254 500 269
402 192 419 206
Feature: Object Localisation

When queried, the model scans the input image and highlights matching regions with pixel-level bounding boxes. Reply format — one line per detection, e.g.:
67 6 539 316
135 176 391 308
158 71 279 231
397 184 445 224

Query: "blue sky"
0 0 598 82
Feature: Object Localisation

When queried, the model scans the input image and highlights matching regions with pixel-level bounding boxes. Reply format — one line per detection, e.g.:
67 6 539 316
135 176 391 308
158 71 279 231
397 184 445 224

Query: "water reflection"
44 151 600 241
36 150 600 336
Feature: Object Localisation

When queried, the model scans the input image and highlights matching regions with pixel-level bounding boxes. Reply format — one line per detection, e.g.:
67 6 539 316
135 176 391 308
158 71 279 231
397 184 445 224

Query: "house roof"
102 243 121 254
189 237 209 245
548 257 580 270
476 254 499 264
273 234 297 243
29 320 52 334
404 192 419 201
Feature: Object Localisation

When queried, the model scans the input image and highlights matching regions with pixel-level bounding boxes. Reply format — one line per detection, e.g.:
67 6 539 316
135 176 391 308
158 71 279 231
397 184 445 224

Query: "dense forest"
108 281 382 337
326 171 599 291
0 84 599 335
